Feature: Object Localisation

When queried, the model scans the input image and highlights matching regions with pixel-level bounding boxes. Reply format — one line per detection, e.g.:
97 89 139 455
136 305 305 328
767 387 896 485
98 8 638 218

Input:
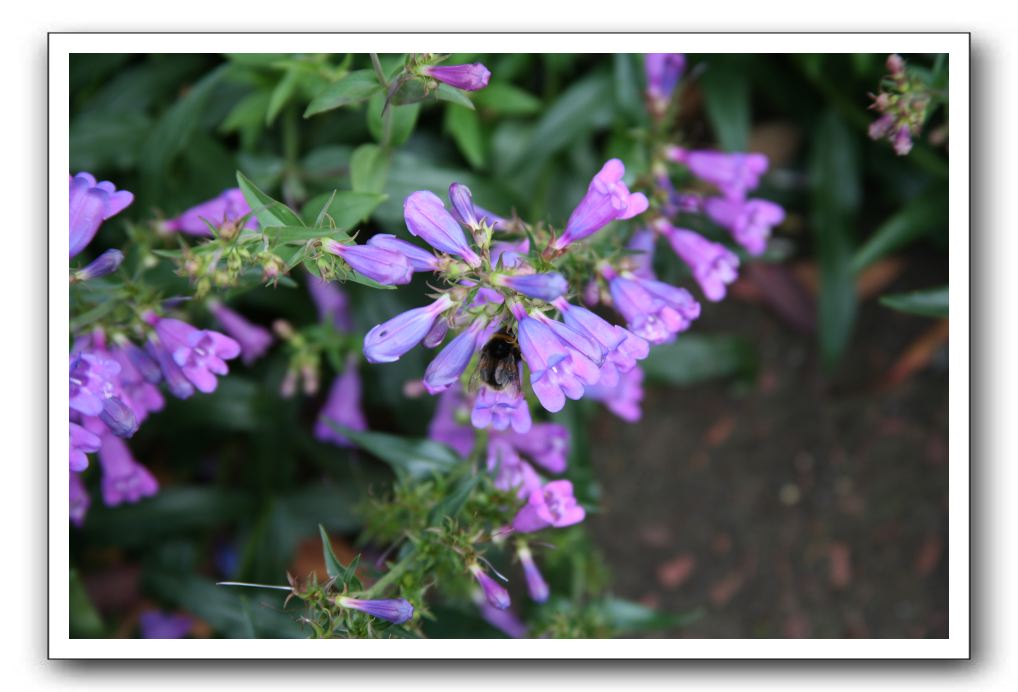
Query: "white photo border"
49 32 970 659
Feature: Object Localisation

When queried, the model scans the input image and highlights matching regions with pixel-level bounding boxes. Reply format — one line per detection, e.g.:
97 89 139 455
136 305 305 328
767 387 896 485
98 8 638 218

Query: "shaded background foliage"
68 52 948 638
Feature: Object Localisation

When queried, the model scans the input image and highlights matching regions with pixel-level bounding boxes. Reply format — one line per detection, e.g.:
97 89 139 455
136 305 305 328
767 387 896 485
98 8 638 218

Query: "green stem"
370 53 389 87
364 549 416 598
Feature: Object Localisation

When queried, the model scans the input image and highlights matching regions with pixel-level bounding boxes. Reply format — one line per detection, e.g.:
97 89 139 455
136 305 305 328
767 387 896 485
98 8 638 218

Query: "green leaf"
851 189 949 273
266 67 300 125
69 569 105 638
701 57 750 151
597 598 704 634
326 423 461 479
428 472 481 524
366 92 420 147
350 143 392 194
304 70 382 117
434 83 475 110
261 225 349 244
810 110 861 369
473 82 542 116
220 89 272 133
318 524 346 580
445 104 486 168
641 335 757 385
613 53 645 123
301 191 388 231
236 170 305 228
880 286 949 318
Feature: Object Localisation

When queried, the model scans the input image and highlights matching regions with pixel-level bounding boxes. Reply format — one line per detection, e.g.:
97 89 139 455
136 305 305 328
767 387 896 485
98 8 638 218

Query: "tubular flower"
511 480 586 533
487 436 542 499
428 387 476 457
308 277 353 332
403 190 482 267
322 239 413 286
645 53 686 106
139 611 193 639
516 544 550 603
659 223 740 302
367 233 441 272
513 305 600 414
148 316 241 394
422 62 491 91
70 422 101 472
423 319 488 395
585 364 645 423
552 298 648 388
69 172 134 258
69 472 90 527
314 359 368 447
337 597 415 625
475 595 527 638
73 249 124 282
162 188 256 237
553 159 649 250
605 269 701 345
97 433 158 506
471 374 532 433
500 423 569 474
666 148 769 201
703 196 786 257
208 300 273 366
469 562 511 610
492 272 568 301
363 294 455 364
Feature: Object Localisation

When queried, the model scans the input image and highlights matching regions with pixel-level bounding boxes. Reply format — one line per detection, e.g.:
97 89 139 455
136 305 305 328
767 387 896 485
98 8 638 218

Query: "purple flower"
70 422 101 472
367 234 440 272
322 239 413 286
661 225 740 301
471 377 532 433
469 562 511 610
868 113 895 140
162 188 255 237
491 238 529 269
69 353 119 417
626 227 657 280
893 125 914 156
73 249 124 282
308 277 353 332
403 191 482 267
363 294 455 364
607 271 701 344
314 360 367 447
553 159 649 250
501 423 569 474
552 298 648 388
493 272 568 301
208 301 273 366
703 196 785 256
645 53 686 104
139 611 193 639
668 148 769 200
337 596 414 625
69 172 133 258
476 596 527 638
511 480 586 533
585 365 645 423
423 63 491 91
487 437 542 499
69 472 90 527
424 320 487 395
146 334 195 400
422 318 450 348
428 387 476 457
449 183 507 230
513 305 601 414
98 433 158 506
517 544 549 603
149 316 241 394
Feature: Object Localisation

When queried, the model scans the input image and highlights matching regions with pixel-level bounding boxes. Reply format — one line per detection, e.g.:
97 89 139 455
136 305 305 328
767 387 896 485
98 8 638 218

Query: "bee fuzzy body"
475 330 522 393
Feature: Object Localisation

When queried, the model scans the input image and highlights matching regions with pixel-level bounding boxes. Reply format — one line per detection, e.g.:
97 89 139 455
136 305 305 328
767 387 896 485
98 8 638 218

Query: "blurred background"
68 52 949 638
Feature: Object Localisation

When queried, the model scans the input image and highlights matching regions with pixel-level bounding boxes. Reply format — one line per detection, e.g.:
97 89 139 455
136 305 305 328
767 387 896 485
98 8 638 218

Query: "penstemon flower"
97 433 158 506
72 249 124 283
208 300 274 366
314 359 368 447
145 314 242 394
422 63 491 91
602 266 701 345
69 172 133 258
645 53 686 114
336 596 415 625
656 221 740 301
666 147 769 201
322 239 414 286
516 542 550 603
585 364 645 423
69 472 90 527
552 159 649 251
468 561 511 610
69 422 101 472
703 196 786 256
161 188 256 237
511 480 586 533
139 611 193 639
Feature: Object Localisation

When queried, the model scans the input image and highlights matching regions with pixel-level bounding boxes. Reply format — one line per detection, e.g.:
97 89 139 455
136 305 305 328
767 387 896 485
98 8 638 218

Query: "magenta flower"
501 423 569 474
449 183 507 230
322 239 413 286
893 125 914 156
308 277 353 332
69 353 138 438
476 597 527 638
487 437 542 499
208 300 273 366
162 188 255 237
73 249 124 282
491 238 530 269
661 225 740 301
469 562 511 610
517 544 549 603
337 596 414 625
626 227 657 280
645 53 686 104
493 272 568 301
511 480 586 533
471 377 532 433
367 233 440 272
703 196 785 256
585 364 645 423
363 294 455 364
148 316 241 394
403 190 482 267
139 611 193 639
428 387 476 457
69 472 90 527
97 433 158 506
667 148 769 200
69 172 133 258
70 422 101 472
146 334 195 400
868 113 895 140
109 344 164 424
551 298 648 388
553 159 649 250
314 360 367 447
424 319 487 395
423 63 491 91
606 271 701 344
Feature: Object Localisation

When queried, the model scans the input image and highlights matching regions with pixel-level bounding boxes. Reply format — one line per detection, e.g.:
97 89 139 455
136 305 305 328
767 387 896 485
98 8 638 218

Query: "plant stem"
364 549 416 598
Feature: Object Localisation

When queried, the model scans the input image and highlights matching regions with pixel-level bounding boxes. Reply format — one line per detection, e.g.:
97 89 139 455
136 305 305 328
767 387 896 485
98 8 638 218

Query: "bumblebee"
472 329 522 394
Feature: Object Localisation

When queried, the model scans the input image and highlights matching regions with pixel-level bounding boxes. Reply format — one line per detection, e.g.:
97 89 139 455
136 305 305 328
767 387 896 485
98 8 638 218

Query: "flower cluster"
867 54 932 156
